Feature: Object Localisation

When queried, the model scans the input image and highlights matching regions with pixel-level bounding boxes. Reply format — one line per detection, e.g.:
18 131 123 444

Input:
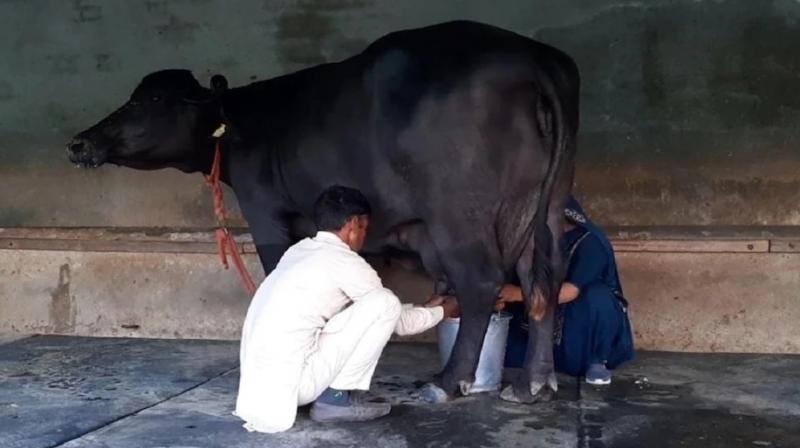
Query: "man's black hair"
313 186 372 231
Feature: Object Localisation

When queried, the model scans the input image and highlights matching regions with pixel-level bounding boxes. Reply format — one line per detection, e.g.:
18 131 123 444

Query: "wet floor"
0 336 798 447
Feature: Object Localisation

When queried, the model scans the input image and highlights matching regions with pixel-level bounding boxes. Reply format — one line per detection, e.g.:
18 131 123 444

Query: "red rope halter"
205 135 257 296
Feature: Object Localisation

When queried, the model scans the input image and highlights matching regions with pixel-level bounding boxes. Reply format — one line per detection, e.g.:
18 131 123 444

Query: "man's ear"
210 74 228 97
341 216 356 232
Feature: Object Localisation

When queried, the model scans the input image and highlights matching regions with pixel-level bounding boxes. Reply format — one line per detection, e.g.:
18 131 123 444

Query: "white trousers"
297 292 402 405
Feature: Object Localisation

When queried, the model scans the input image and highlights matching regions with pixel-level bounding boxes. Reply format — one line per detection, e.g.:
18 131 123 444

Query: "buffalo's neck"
212 65 355 197
185 106 229 178
219 68 341 145
214 84 296 188
167 137 217 178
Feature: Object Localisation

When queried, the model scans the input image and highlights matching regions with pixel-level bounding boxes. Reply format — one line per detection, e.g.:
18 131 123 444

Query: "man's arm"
331 249 458 335
394 295 459 336
394 305 444 336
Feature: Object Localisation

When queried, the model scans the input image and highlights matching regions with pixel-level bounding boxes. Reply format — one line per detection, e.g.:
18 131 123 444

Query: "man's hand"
424 295 445 308
494 284 523 311
440 295 460 319
425 294 460 319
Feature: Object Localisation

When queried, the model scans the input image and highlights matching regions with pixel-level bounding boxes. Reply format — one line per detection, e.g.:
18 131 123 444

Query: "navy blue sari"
505 198 635 376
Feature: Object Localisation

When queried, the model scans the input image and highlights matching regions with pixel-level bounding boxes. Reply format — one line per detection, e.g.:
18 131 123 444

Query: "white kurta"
234 232 443 433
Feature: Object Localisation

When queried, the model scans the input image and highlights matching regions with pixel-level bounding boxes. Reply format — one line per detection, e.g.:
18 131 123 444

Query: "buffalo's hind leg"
501 308 558 403
502 204 566 404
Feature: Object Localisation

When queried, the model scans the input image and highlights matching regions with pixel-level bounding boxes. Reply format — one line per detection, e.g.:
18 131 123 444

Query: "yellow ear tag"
212 123 227 138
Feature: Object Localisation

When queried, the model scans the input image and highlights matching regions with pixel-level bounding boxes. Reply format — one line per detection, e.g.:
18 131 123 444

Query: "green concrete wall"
1 0 799 227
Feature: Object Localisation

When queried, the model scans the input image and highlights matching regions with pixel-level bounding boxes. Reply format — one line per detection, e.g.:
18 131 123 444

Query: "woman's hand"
493 282 581 310
558 282 580 304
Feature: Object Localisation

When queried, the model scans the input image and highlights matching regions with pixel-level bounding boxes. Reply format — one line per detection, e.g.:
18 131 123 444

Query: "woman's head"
564 196 588 231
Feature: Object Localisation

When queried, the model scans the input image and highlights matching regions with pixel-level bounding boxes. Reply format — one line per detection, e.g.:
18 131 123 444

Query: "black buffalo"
68 20 579 403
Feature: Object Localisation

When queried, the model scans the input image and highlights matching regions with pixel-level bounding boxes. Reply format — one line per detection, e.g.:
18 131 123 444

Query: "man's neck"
316 230 353 250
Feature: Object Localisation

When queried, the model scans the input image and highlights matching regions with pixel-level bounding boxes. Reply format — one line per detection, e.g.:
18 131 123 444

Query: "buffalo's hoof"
418 382 451 404
458 380 473 396
499 382 556 404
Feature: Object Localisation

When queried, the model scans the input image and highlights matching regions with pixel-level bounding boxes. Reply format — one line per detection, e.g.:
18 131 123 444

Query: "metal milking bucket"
437 312 512 393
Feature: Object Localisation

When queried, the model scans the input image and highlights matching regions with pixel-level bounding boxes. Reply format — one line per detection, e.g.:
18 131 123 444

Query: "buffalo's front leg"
421 243 503 401
236 199 293 275
438 286 497 395
254 243 290 275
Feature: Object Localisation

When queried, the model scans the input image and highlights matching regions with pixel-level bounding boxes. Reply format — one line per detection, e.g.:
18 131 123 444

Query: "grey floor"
1 336 798 448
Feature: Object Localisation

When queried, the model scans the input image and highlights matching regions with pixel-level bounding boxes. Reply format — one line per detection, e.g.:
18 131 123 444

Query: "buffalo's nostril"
66 137 105 168
68 140 85 154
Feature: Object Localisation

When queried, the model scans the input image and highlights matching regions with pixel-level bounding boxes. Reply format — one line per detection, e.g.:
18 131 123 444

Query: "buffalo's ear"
210 74 228 96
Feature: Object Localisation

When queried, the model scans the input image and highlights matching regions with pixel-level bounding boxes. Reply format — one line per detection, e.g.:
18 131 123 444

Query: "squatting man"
235 185 459 433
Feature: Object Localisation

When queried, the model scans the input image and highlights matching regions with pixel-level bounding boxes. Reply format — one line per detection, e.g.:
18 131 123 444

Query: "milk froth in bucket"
437 312 512 392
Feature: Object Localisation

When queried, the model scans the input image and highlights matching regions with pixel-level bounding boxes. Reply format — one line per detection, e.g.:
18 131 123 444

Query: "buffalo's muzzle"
67 137 105 168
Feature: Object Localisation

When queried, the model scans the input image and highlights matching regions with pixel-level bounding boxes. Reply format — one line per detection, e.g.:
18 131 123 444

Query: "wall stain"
641 23 666 109
47 55 79 75
94 54 115 73
155 14 202 46
538 0 800 132
273 0 371 70
144 0 169 15
49 264 77 334
711 10 800 128
72 0 102 23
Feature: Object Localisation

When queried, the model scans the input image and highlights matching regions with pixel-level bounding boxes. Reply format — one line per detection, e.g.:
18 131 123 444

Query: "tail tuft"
529 221 553 321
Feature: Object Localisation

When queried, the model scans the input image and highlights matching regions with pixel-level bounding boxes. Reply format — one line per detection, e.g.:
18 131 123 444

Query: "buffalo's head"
67 69 227 173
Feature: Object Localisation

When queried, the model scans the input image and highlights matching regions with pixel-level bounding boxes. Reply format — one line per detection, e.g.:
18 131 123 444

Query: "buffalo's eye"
151 95 162 102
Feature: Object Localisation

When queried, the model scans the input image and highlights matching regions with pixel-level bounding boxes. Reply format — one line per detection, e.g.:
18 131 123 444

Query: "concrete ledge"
1 227 799 353
0 227 251 253
771 240 800 253
4 226 800 254
613 239 769 253
605 225 800 240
